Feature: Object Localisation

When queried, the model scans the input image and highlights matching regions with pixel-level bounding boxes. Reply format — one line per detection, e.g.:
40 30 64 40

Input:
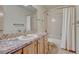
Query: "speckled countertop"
0 32 47 54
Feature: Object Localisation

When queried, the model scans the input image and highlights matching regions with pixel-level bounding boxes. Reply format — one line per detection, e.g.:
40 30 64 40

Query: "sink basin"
16 34 38 40
16 36 33 40
26 34 38 37
16 36 31 40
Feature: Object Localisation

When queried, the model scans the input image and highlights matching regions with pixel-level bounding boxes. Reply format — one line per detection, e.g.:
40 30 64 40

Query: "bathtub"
48 37 61 48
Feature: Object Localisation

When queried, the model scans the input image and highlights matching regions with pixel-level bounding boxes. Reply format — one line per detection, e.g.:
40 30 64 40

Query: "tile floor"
48 42 75 54
49 48 75 54
56 49 75 54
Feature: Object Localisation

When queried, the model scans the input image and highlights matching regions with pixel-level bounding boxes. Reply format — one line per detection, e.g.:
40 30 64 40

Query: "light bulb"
0 13 4 16
51 18 56 22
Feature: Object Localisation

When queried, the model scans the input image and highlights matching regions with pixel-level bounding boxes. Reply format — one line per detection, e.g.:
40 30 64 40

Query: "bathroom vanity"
0 33 48 54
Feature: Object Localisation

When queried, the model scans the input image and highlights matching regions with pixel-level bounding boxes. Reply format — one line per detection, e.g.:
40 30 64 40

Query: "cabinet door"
38 38 44 54
44 36 48 54
23 42 35 54
28 42 38 54
14 49 22 54
23 46 29 54
23 44 32 54
29 41 38 54
29 42 35 54
34 41 38 54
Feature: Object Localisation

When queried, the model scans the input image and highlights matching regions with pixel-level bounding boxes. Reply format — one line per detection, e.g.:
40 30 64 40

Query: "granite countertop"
0 32 47 54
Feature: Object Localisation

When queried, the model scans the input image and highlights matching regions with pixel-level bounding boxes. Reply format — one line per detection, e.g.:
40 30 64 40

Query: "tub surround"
0 32 48 54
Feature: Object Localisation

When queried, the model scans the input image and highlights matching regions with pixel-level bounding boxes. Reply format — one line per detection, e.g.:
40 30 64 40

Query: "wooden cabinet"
31 41 38 54
23 41 37 54
13 35 48 54
33 41 38 54
38 38 44 54
14 49 22 54
23 46 29 54
44 36 48 54
23 44 33 54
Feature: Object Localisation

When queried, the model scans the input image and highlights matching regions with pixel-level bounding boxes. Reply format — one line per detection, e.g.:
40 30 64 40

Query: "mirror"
0 5 37 34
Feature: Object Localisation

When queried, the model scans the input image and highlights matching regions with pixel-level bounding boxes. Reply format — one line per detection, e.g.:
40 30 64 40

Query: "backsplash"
0 32 27 40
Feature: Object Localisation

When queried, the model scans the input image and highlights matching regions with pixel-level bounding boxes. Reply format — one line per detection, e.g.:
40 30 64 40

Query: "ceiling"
24 5 37 12
42 5 62 9
20 5 37 14
22 5 62 11
41 5 75 10
21 5 75 14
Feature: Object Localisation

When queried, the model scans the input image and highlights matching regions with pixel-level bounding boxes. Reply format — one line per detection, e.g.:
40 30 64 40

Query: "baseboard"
62 48 76 53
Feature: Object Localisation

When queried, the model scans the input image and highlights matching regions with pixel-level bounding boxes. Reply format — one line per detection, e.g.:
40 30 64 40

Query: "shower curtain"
61 7 76 51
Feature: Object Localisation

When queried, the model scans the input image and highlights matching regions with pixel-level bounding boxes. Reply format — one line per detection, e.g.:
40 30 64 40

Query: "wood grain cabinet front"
38 38 44 54
14 49 22 54
23 44 33 54
12 35 48 54
34 41 38 54
23 41 37 54
44 36 48 54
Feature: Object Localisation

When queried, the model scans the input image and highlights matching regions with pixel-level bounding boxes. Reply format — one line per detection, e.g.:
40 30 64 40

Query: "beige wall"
31 6 47 32
0 6 4 33
31 7 63 39
3 5 32 34
76 6 79 53
31 13 38 32
47 8 63 39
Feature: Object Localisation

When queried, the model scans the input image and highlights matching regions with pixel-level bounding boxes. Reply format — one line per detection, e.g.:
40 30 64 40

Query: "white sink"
26 34 38 37
16 34 38 40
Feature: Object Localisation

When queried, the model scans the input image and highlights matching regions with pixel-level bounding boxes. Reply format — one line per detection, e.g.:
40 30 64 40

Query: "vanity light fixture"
51 18 56 22
0 12 4 16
